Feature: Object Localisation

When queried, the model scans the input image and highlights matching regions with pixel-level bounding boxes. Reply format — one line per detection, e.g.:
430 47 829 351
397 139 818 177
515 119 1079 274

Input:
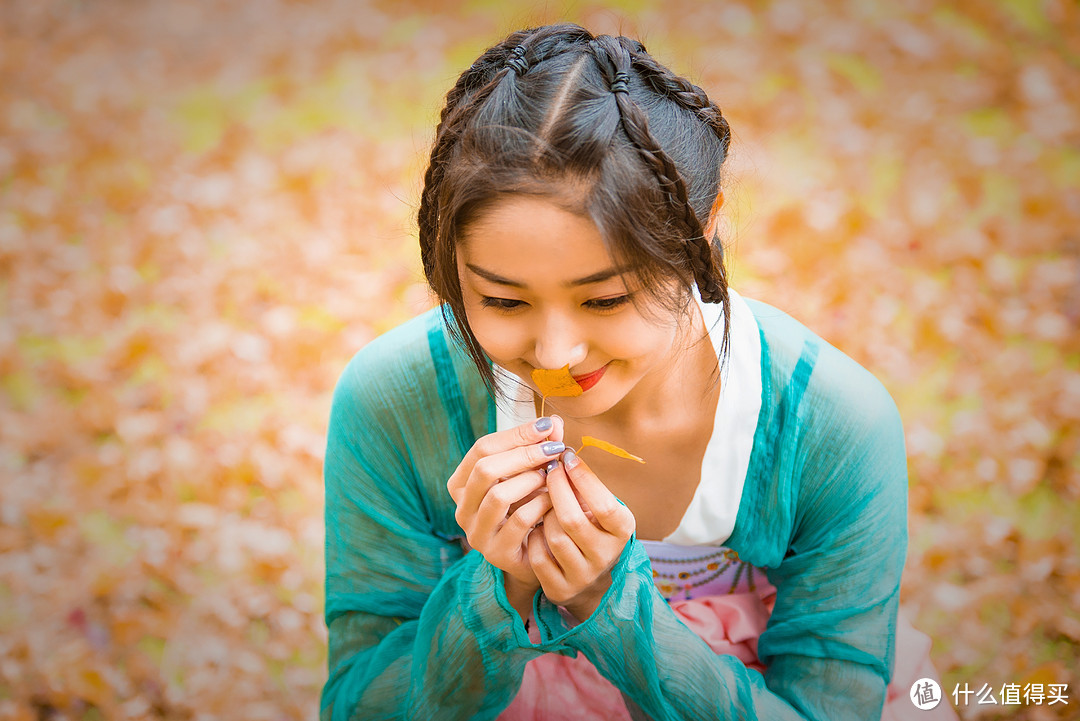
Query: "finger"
470 469 548 540
545 460 603 550
540 506 589 580
495 490 552 545
561 449 636 538
527 521 563 589
463 417 559 471
460 440 565 514
448 417 557 501
508 484 549 517
549 414 565 445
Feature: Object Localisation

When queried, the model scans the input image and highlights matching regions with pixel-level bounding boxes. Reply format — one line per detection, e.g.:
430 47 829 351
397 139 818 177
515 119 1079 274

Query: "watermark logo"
911 678 942 710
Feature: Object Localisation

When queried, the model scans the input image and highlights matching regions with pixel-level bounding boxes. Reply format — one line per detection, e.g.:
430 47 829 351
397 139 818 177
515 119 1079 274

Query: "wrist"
563 579 610 622
503 573 540 623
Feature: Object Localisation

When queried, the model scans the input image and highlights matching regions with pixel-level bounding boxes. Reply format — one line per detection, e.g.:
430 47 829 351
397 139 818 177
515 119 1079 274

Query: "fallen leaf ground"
1 1 1077 719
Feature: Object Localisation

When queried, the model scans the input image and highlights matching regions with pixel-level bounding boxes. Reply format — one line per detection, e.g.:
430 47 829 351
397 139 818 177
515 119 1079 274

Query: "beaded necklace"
643 543 762 602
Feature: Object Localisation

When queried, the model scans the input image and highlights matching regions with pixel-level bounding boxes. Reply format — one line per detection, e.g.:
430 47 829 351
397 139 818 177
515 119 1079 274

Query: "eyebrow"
465 263 629 288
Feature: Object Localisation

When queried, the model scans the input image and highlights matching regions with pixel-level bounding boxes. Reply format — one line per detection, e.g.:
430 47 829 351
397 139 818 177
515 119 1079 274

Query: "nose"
532 310 588 371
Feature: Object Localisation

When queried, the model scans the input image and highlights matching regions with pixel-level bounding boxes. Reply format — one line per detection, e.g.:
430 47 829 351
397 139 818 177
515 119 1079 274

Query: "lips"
571 364 608 392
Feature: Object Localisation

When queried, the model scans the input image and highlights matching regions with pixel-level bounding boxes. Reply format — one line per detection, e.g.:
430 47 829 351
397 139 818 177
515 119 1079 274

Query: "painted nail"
534 417 552 432
544 459 559 474
562 449 579 469
541 441 565 456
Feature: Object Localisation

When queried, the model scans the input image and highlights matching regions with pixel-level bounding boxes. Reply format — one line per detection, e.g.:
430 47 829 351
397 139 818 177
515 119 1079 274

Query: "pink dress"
499 541 959 721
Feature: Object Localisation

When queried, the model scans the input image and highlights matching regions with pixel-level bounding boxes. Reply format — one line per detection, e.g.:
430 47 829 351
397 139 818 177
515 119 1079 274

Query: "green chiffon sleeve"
520 300 908 720
320 311 541 721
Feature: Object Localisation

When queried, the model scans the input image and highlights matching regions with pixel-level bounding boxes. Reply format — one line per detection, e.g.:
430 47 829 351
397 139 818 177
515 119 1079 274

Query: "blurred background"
1 0 1077 719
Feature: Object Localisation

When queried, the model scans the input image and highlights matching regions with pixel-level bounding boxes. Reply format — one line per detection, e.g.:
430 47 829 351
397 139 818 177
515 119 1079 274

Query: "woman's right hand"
446 416 565 589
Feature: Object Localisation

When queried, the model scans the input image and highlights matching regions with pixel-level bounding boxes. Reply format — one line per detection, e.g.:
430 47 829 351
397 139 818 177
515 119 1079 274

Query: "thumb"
549 414 565 444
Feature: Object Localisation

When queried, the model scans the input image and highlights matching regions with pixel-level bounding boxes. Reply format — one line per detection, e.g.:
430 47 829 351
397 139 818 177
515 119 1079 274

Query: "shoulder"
331 307 448 421
329 306 490 447
736 298 907 566
743 297 903 444
339 308 440 383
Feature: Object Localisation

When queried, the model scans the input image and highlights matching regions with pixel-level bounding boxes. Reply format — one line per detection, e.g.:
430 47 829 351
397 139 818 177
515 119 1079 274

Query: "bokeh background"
1 0 1078 719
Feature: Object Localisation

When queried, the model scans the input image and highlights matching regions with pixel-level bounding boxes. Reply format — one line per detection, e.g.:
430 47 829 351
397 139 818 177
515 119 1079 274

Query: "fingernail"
544 459 559 474
541 441 565 456
534 417 552 432
562 449 579 469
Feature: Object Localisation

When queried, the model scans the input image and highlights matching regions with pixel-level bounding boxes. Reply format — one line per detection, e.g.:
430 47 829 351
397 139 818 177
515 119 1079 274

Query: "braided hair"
418 23 733 395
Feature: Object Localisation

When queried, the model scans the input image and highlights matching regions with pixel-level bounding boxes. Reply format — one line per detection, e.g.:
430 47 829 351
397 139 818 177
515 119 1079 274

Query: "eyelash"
479 295 632 313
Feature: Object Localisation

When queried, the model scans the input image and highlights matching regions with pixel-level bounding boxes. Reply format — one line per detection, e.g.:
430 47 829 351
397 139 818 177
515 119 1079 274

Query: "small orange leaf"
531 365 583 397
581 435 645 463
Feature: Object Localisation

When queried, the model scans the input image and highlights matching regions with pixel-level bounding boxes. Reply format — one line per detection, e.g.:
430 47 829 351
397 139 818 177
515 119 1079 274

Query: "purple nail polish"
534 417 552 432
541 441 565 456
544 459 559 474
562 448 579 469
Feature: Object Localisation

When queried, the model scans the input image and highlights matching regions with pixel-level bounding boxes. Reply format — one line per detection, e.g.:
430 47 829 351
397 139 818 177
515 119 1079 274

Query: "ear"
703 190 725 241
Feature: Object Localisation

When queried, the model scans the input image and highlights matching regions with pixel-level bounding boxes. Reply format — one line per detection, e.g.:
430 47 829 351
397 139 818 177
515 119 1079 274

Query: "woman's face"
457 195 688 418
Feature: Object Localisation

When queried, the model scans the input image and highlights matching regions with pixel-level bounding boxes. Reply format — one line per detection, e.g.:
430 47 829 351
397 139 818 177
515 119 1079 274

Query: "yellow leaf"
531 365 583 397
581 435 645 463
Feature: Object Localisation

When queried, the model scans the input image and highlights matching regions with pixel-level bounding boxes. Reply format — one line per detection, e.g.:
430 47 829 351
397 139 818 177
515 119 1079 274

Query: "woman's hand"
446 417 565 591
528 449 636 622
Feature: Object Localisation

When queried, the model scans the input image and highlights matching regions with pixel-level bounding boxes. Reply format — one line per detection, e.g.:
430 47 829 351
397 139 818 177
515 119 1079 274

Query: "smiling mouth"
571 364 608 392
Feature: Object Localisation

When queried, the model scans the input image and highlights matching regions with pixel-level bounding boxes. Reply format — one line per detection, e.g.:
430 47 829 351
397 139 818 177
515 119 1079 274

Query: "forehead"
458 195 617 281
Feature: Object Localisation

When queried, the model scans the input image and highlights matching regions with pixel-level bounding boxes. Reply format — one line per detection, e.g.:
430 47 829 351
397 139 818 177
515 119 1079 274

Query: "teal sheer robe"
321 298 908 720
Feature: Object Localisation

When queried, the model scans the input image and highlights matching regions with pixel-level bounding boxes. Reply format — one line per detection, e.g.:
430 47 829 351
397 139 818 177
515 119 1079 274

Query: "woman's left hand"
528 449 636 622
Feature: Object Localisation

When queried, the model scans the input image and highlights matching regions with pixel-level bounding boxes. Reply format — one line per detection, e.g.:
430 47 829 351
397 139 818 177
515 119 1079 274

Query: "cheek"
594 314 676 362
465 311 528 364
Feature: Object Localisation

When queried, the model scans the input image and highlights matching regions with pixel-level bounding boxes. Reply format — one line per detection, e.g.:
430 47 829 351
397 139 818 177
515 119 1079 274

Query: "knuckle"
518 421 539 443
562 514 590 535
474 435 498 457
521 445 540 466
547 533 574 555
487 484 513 509
593 502 621 522
446 475 462 499
472 457 495 482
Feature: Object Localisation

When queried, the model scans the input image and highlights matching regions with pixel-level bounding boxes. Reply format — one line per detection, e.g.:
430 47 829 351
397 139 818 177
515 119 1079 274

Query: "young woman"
321 23 956 721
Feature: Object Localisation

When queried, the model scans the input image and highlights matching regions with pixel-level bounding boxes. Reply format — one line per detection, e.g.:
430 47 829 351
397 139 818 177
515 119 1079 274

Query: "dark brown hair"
418 23 731 395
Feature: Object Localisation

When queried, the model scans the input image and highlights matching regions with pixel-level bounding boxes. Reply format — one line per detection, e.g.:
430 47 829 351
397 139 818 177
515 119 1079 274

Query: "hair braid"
591 37 728 305
418 33 536 280
617 39 731 156
613 38 730 351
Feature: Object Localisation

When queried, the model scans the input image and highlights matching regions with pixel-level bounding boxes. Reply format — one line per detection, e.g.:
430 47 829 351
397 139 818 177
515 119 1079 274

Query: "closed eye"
584 294 631 311
480 296 527 312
